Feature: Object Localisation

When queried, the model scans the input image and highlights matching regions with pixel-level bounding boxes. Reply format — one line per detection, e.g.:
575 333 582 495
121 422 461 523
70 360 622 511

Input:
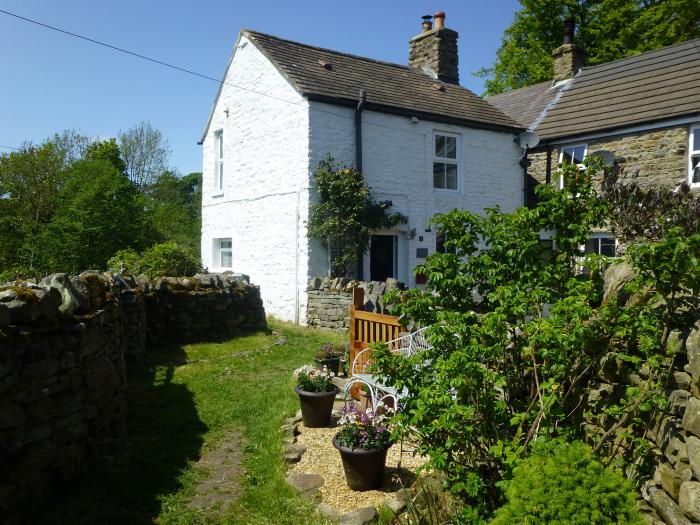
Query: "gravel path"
289 424 427 514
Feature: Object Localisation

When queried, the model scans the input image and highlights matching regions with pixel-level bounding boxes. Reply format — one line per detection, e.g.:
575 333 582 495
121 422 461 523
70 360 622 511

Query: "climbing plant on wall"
307 156 406 277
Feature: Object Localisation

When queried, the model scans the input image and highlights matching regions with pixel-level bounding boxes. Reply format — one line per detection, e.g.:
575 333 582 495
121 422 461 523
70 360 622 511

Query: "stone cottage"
199 13 524 322
488 21 700 257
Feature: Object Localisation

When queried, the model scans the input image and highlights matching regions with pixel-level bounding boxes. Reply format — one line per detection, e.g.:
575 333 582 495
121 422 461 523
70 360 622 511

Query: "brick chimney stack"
408 12 459 85
552 17 585 82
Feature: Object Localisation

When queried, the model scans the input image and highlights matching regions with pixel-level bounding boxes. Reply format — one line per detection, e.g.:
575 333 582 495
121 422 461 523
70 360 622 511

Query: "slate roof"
488 80 569 130
487 38 700 141
202 29 522 141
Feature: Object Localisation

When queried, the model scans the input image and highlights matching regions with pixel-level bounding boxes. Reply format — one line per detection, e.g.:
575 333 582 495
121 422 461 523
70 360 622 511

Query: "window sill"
211 192 224 198
433 187 461 194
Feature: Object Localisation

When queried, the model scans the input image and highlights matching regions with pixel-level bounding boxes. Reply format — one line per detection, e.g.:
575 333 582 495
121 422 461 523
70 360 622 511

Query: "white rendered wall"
201 35 311 322
308 102 523 287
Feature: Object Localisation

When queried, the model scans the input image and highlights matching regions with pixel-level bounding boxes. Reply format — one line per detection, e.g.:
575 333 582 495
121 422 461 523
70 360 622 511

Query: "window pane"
574 146 586 164
433 162 445 188
220 251 232 267
692 155 700 184
220 240 232 249
600 238 616 257
445 136 457 159
445 164 458 189
584 238 598 254
218 162 224 189
435 135 445 157
694 130 700 152
562 148 573 164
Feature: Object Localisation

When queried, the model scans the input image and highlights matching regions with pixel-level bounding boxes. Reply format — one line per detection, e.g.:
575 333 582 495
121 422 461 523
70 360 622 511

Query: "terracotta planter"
313 356 341 376
295 385 339 427
332 435 392 491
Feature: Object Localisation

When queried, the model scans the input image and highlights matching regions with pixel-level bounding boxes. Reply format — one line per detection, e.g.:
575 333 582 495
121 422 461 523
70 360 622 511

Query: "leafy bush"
108 242 200 278
372 159 698 517
491 441 643 524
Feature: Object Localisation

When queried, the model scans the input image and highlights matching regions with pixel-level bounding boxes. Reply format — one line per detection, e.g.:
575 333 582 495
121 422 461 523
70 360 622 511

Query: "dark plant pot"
332 435 391 491
295 385 339 428
314 357 341 376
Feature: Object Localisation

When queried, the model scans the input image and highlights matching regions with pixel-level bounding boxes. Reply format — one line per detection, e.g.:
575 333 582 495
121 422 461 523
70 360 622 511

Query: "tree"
0 142 67 272
37 159 148 273
84 138 127 174
478 0 700 95
146 171 202 255
117 121 170 190
307 157 407 277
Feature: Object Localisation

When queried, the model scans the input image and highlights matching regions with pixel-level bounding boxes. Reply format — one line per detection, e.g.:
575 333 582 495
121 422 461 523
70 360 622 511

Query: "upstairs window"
214 130 224 192
558 143 587 189
214 238 232 268
690 125 700 187
584 234 616 257
433 133 459 191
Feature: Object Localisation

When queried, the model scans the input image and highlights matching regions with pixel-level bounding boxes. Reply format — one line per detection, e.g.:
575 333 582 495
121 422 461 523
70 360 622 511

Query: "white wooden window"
558 143 587 189
433 133 459 191
584 233 616 257
214 130 224 192
689 125 700 188
214 238 232 268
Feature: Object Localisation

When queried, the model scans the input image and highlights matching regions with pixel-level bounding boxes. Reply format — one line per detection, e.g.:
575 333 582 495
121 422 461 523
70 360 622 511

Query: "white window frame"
213 238 232 269
432 132 461 192
582 232 617 257
689 125 700 188
557 143 588 189
214 130 224 192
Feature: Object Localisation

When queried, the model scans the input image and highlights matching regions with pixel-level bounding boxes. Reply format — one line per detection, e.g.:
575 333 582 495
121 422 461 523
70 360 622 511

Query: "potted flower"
293 365 339 428
314 343 345 376
332 404 394 491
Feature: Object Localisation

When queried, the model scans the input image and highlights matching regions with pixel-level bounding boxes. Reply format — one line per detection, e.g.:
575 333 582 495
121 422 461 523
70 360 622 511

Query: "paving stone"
286 472 324 493
339 506 377 525
317 503 341 522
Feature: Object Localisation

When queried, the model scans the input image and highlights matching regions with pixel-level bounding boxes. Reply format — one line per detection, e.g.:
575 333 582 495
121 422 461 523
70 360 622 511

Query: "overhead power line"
0 144 21 151
0 8 429 138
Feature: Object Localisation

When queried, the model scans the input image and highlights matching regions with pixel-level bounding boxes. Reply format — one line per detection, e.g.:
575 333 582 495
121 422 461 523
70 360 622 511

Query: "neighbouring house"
488 21 700 255
199 13 524 322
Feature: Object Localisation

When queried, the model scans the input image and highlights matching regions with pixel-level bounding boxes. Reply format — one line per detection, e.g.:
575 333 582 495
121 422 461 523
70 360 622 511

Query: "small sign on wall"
416 248 429 259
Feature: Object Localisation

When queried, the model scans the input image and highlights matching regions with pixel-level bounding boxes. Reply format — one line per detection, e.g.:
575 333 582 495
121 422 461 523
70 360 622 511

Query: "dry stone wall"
0 271 266 524
306 277 404 330
590 264 700 524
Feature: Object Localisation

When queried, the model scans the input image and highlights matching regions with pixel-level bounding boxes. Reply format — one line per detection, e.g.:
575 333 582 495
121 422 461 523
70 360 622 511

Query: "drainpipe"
355 89 367 172
545 146 553 185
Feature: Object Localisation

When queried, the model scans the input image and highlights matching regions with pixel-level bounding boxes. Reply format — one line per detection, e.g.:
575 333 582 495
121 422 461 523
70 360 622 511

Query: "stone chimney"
552 17 585 82
408 12 459 84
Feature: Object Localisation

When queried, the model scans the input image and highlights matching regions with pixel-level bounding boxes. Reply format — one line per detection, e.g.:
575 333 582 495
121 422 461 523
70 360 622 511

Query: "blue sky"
0 0 521 175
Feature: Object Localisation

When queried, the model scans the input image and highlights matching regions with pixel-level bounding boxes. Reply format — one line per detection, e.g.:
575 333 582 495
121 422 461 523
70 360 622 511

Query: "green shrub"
107 248 142 275
490 441 643 525
139 242 200 278
107 242 200 278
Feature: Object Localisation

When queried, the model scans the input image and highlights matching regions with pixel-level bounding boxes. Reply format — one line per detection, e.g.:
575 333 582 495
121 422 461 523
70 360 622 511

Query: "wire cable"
0 8 431 138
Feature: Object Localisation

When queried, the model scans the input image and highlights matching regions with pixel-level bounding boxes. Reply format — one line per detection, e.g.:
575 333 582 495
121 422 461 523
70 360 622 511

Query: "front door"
370 235 397 281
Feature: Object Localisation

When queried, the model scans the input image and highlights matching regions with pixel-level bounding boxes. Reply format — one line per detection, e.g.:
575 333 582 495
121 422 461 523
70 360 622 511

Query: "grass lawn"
43 320 345 525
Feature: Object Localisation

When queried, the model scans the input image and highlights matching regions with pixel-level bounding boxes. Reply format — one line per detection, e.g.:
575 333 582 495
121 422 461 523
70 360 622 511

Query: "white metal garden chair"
343 327 431 411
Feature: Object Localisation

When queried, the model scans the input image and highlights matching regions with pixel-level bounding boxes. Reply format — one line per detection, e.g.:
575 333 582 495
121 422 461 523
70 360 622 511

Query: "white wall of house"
308 102 524 287
201 35 312 322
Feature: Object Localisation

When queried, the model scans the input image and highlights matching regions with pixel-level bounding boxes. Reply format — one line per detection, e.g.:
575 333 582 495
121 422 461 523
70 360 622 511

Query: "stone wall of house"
588 264 700 524
306 277 404 330
528 125 692 191
0 271 266 524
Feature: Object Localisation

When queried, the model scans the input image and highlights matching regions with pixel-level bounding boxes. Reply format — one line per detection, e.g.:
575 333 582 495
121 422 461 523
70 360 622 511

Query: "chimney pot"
433 11 445 30
563 17 575 44
421 15 433 32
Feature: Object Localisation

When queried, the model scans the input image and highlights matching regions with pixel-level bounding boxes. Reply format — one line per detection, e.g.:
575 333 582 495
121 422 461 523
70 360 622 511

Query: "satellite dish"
517 131 540 149
591 150 616 167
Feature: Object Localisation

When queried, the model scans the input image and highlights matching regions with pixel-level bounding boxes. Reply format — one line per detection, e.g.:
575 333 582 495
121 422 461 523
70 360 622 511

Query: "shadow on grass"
40 343 207 525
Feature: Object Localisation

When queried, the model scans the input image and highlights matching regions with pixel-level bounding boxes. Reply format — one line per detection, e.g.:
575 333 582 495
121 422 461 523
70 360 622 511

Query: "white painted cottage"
200 13 524 323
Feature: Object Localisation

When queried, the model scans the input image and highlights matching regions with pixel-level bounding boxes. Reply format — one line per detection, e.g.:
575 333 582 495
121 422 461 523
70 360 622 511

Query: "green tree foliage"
146 171 202 255
373 160 700 518
490 441 643 524
478 0 700 95
84 138 127 174
37 159 148 273
307 157 407 277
